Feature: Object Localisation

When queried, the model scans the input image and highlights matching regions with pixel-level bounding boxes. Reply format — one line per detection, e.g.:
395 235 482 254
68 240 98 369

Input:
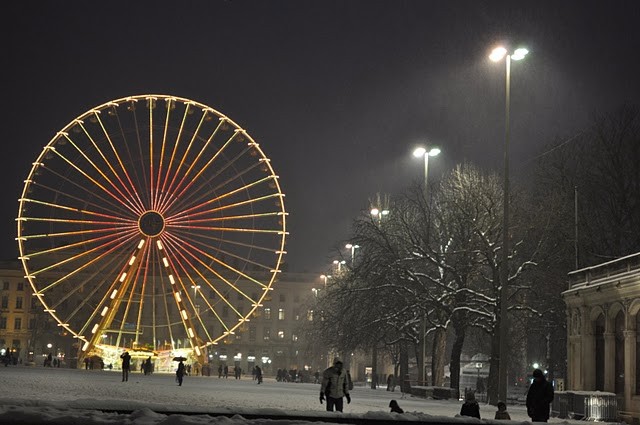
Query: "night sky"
3 0 639 272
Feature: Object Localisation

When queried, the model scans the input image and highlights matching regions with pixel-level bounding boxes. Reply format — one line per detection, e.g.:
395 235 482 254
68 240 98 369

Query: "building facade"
563 252 640 421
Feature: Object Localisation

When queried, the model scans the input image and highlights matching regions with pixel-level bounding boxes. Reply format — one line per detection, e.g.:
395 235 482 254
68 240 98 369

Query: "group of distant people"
117 350 553 420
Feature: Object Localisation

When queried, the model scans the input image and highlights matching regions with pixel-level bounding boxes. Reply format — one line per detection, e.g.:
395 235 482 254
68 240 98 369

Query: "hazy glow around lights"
413 147 426 157
489 46 507 62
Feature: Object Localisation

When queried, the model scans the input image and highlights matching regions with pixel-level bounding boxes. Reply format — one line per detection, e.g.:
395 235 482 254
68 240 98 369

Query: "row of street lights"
321 43 527 395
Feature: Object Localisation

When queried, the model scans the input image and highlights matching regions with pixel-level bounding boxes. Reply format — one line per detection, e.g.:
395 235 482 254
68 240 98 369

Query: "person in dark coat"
389 399 404 413
255 365 263 384
460 391 481 419
176 360 186 386
218 364 223 378
223 364 229 379
526 369 554 422
120 351 131 382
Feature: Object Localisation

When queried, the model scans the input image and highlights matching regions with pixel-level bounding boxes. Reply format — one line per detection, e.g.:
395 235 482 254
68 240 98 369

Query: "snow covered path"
0 366 597 424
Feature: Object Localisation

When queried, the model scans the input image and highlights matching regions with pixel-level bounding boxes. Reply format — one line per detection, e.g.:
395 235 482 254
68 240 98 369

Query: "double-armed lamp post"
489 45 528 403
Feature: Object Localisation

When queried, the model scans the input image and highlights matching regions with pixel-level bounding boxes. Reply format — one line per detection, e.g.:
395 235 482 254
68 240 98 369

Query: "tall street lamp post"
413 145 440 385
489 45 528 403
345 243 360 265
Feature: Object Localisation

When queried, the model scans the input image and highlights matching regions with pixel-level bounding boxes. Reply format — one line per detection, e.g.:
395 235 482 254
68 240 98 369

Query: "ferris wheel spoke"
93 109 149 214
21 225 135 243
134 241 153 346
57 132 146 215
51 244 130 312
158 114 224 212
110 99 151 209
35 230 139 293
33 171 140 219
161 235 243 331
159 126 242 213
46 145 143 216
156 102 193 211
169 211 281 225
163 231 269 291
155 237 205 357
159 244 215 343
156 111 208 213
163 156 262 216
75 115 147 214
22 227 137 261
169 226 283 253
152 97 175 211
162 229 274 272
166 175 278 221
18 197 133 225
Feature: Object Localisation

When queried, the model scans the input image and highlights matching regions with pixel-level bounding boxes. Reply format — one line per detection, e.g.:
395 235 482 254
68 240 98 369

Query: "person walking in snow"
218 364 223 378
526 369 554 422
176 360 186 386
319 358 351 412
223 364 229 379
120 351 131 382
255 365 263 384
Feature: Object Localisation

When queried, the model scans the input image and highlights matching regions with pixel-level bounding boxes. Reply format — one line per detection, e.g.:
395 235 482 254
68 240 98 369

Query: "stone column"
581 307 595 390
624 330 636 412
604 332 616 392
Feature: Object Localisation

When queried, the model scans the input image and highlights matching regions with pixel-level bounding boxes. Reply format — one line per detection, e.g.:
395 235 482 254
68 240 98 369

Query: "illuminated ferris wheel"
16 95 287 364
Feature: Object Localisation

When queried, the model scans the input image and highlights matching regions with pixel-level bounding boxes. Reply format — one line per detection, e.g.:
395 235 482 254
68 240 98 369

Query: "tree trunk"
431 327 446 386
371 343 378 389
487 330 500 405
449 319 466 398
400 341 410 393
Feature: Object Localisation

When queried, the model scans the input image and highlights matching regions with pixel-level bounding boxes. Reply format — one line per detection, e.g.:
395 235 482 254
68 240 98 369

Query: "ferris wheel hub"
138 210 165 237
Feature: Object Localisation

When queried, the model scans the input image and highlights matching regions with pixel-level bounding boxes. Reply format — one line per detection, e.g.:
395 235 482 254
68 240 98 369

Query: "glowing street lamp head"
489 46 508 62
370 208 380 216
413 147 427 158
333 260 339 265
511 47 529 61
428 147 441 157
345 243 353 249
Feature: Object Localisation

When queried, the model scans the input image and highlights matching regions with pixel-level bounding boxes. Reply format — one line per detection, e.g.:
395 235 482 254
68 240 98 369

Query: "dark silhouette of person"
495 401 511 420
460 391 481 419
255 365 263 384
389 399 404 413
176 361 186 386
120 351 131 382
526 369 554 422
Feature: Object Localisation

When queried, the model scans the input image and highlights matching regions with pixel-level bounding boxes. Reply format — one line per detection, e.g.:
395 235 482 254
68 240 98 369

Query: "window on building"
307 310 314 321
249 326 256 342
17 282 23 291
1 296 7 309
31 298 38 310
15 297 23 310
28 318 36 330
279 294 285 302
278 330 285 339
263 327 270 341
14 318 21 330
292 334 298 342
264 308 271 320
2 282 9 291
278 308 285 320
294 308 300 321
0 317 6 329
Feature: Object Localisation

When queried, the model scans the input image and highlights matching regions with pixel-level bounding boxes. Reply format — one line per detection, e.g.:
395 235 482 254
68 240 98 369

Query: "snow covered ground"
0 366 610 424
